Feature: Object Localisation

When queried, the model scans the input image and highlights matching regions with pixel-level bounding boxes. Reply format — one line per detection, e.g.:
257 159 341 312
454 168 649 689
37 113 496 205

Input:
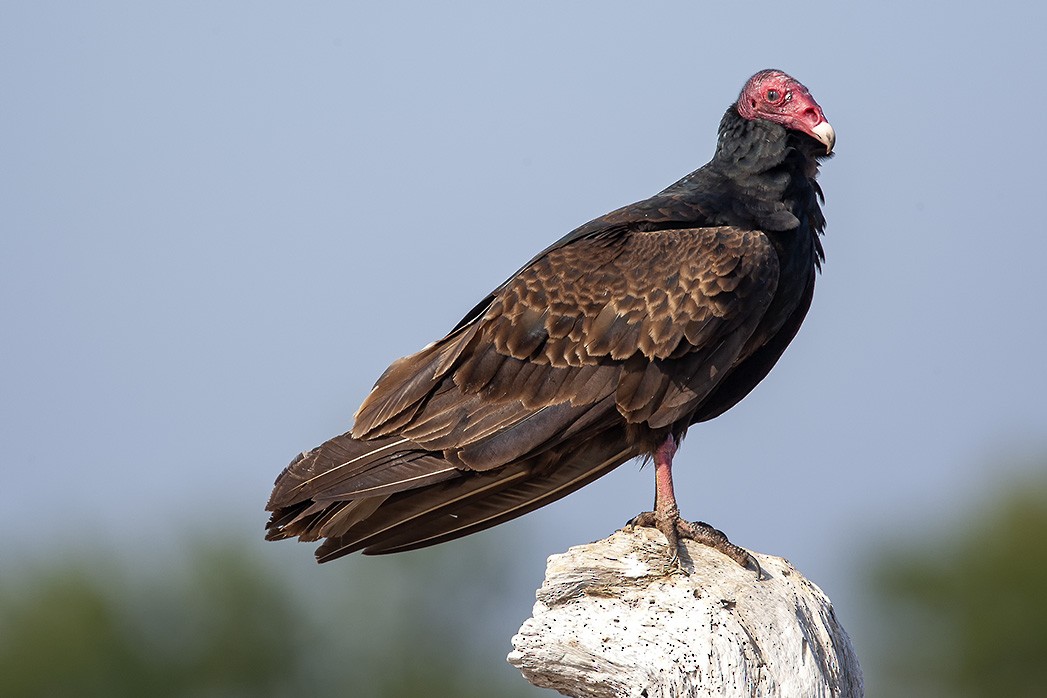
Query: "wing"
355 225 780 442
267 225 780 559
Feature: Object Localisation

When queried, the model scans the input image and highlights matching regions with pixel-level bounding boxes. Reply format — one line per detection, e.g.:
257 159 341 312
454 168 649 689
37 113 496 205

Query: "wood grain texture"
509 528 864 698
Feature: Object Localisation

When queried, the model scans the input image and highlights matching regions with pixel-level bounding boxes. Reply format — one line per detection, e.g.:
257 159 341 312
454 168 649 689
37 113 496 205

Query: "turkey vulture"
266 69 834 569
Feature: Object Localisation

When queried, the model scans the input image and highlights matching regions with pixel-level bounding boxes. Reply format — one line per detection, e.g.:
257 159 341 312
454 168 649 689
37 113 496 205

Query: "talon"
632 511 756 575
628 433 760 577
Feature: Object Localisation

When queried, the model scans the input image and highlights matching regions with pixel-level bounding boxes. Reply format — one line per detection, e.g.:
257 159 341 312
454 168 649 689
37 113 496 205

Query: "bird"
266 69 835 570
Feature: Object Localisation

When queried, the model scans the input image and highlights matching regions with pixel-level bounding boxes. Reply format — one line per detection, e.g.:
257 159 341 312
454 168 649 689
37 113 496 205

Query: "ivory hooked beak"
810 121 836 154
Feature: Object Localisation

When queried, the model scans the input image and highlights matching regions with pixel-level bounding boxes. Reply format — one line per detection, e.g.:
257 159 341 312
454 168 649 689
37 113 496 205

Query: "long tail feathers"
345 439 634 558
265 426 635 563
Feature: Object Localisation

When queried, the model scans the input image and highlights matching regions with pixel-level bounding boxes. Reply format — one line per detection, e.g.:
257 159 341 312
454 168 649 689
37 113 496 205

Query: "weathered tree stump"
508 527 863 698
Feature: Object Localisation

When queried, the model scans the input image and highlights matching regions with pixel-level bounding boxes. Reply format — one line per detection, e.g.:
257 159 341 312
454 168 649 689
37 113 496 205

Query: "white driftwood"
508 527 863 698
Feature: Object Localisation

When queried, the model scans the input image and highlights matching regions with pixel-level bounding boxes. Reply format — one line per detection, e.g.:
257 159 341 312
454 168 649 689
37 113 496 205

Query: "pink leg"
653 434 680 518
629 433 759 575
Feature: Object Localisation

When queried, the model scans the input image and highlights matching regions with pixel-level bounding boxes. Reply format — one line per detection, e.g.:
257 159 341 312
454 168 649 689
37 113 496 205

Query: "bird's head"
735 69 835 154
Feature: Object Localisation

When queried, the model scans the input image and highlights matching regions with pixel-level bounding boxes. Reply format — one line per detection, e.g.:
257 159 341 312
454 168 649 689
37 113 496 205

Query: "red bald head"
736 69 835 154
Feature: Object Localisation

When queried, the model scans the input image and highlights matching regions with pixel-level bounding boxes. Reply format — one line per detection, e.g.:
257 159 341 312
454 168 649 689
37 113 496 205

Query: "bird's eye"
766 89 781 102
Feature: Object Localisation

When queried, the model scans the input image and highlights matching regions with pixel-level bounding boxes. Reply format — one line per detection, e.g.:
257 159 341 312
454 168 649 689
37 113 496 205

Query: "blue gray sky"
3 0 1046 680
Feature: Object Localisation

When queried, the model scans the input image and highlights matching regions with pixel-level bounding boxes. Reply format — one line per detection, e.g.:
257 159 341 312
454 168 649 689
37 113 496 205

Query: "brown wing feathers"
265 226 779 559
315 424 634 560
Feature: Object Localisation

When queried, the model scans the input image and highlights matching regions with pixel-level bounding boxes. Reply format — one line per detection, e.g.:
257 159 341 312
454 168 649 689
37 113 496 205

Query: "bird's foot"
628 510 762 578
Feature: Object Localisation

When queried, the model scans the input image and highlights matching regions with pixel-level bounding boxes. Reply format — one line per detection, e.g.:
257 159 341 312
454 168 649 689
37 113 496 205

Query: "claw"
628 511 761 578
632 433 762 578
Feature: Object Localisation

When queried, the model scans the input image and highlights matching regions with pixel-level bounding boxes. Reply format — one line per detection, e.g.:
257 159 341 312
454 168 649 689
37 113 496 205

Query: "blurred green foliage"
8 464 1047 698
0 537 541 698
868 472 1047 698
